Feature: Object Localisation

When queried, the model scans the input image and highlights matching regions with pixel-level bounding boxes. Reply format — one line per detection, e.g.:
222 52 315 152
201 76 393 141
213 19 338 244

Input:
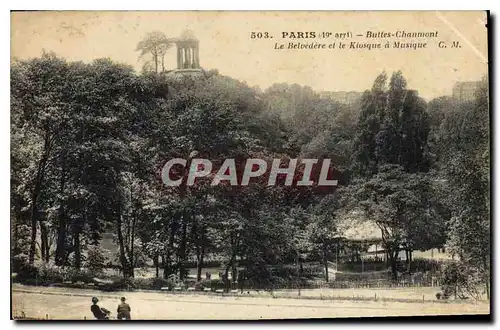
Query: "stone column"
195 46 200 68
191 47 196 69
177 46 181 69
189 47 193 68
184 47 188 68
180 47 184 69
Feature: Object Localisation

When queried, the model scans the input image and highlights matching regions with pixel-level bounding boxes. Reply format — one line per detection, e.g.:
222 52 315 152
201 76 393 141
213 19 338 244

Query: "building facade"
452 81 480 102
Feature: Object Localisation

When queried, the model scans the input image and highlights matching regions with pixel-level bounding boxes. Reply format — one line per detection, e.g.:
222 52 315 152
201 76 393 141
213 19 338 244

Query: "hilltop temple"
166 30 204 77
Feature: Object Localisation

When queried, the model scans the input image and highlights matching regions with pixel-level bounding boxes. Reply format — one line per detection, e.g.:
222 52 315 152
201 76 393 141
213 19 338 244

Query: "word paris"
161 158 338 187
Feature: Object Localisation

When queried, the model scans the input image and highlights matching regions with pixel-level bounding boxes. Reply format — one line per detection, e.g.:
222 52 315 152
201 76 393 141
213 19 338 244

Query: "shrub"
14 263 39 284
269 276 288 288
85 246 107 274
411 258 443 273
97 277 176 291
130 278 152 289
440 261 480 299
200 279 225 290
99 277 135 292
150 278 175 290
38 264 65 284
194 281 204 291
70 269 95 283
12 253 29 273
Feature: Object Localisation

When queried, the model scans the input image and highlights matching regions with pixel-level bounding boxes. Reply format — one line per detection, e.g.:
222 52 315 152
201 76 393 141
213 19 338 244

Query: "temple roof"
178 29 198 41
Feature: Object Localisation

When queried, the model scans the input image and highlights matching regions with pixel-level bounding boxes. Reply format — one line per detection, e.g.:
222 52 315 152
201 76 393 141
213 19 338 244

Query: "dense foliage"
11 51 489 297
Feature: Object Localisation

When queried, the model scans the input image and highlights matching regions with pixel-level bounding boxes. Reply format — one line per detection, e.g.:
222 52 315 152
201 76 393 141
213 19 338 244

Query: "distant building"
319 91 362 105
452 81 480 102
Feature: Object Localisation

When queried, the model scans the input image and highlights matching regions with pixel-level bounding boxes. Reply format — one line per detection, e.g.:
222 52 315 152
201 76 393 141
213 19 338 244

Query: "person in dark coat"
117 297 132 320
90 297 110 320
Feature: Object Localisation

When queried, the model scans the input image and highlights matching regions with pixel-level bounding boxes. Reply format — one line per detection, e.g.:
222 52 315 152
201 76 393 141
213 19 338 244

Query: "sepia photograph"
10 10 490 320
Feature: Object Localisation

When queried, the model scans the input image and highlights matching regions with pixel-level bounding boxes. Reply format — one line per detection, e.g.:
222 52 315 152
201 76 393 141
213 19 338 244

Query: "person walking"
116 297 132 320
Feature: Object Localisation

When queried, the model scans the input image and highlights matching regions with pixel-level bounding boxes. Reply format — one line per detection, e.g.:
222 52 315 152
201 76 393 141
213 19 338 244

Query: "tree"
11 54 157 270
351 71 430 178
438 77 490 298
345 165 441 280
86 245 107 274
303 194 340 282
11 53 72 264
136 31 173 74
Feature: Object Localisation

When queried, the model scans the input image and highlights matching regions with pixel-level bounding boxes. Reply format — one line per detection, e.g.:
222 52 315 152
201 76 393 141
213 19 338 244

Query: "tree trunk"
224 264 230 293
482 255 490 299
29 134 52 264
193 221 205 282
178 216 188 280
128 210 136 278
485 278 490 300
296 254 301 296
163 253 172 279
55 217 67 266
117 213 131 278
231 234 239 284
29 185 41 264
40 222 47 262
389 249 398 281
55 157 67 266
231 261 237 283
40 222 49 262
154 254 159 278
408 249 413 274
13 222 19 255
74 230 81 269
196 245 204 282
161 255 169 280
323 247 329 282
163 222 176 279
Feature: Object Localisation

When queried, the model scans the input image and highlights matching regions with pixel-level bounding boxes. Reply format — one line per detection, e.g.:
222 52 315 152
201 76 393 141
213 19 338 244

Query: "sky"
11 11 489 100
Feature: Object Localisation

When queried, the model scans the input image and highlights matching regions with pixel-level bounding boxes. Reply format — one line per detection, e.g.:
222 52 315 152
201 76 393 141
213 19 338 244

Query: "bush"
194 281 204 291
99 277 135 292
440 261 481 299
68 269 95 283
129 277 150 289
410 258 443 273
149 278 175 290
14 263 39 284
97 277 176 291
38 264 65 284
12 253 29 273
85 246 107 274
199 279 225 290
13 262 97 286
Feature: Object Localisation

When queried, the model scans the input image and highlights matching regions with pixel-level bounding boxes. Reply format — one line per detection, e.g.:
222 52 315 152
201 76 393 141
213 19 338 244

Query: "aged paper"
11 11 490 320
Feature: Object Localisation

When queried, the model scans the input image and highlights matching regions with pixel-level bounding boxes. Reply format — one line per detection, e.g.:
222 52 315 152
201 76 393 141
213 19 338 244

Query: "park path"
12 284 489 320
